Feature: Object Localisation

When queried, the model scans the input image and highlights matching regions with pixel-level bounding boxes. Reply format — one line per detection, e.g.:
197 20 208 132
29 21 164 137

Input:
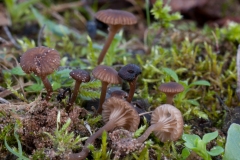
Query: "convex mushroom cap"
102 96 140 132
159 82 184 94
118 64 141 82
95 9 137 26
92 65 122 84
151 104 183 142
70 69 91 83
158 82 184 104
20 46 60 77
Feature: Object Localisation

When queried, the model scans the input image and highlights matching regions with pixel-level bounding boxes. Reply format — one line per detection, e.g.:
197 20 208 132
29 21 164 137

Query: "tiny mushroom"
137 104 184 143
66 69 90 112
92 65 122 113
110 89 128 100
20 46 60 101
118 64 141 102
158 82 184 104
67 97 140 160
95 9 137 64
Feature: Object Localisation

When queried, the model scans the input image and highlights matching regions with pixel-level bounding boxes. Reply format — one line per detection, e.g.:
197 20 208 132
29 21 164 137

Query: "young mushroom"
136 104 184 143
158 82 184 105
110 89 128 100
20 46 60 101
67 97 140 160
92 65 122 113
65 69 90 112
118 64 141 102
95 9 137 65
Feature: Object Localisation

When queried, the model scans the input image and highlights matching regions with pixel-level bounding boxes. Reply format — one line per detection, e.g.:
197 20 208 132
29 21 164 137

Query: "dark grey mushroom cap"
118 64 141 82
69 69 90 83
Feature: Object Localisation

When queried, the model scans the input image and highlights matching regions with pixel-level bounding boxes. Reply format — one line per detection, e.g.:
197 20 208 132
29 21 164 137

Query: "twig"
3 26 21 49
84 121 92 135
38 24 46 47
0 36 9 44
0 97 10 104
0 81 33 98
50 1 85 13
236 45 240 102
139 111 152 116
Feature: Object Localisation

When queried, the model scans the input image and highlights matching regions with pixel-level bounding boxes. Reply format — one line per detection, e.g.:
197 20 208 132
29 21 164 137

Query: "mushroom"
110 89 128 100
158 82 184 104
136 104 183 143
67 97 140 160
95 9 137 65
66 69 91 112
92 65 122 113
20 46 60 101
118 64 141 102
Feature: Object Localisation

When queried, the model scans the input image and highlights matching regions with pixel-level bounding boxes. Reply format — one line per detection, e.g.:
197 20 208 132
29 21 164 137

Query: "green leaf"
189 80 211 87
186 99 200 106
182 134 201 143
52 81 61 90
134 125 147 138
162 67 179 82
207 146 224 156
10 66 26 76
181 148 190 159
202 131 218 144
56 69 71 78
224 123 240 160
24 84 43 92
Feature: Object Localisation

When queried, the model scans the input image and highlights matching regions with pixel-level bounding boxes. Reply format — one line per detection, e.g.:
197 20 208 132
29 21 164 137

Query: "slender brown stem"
166 94 174 105
97 81 109 113
97 25 122 65
126 79 137 102
137 123 163 143
67 121 115 160
41 76 53 102
66 81 81 112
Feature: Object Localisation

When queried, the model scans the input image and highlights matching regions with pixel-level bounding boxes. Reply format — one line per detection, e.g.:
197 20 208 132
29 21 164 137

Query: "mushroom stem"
97 25 122 65
68 120 115 160
126 78 137 102
66 81 81 112
136 123 163 144
166 94 175 105
97 81 109 113
41 76 53 102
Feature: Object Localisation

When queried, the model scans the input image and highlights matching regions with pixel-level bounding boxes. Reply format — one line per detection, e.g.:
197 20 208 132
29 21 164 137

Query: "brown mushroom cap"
70 69 90 83
20 46 60 77
110 90 128 99
151 104 183 142
95 9 137 26
92 65 122 84
102 97 140 132
158 82 184 94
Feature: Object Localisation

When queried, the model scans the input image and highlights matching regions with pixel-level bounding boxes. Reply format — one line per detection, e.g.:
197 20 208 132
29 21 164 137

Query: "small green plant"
88 130 111 160
182 131 224 160
4 121 29 160
4 0 39 24
223 123 240 160
44 111 88 155
151 0 182 29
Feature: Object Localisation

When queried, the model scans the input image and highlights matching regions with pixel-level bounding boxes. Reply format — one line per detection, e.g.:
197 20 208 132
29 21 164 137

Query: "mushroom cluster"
17 8 185 160
67 97 140 160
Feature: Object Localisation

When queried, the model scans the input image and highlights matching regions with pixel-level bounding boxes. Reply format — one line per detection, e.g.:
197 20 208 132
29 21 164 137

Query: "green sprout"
182 131 224 160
